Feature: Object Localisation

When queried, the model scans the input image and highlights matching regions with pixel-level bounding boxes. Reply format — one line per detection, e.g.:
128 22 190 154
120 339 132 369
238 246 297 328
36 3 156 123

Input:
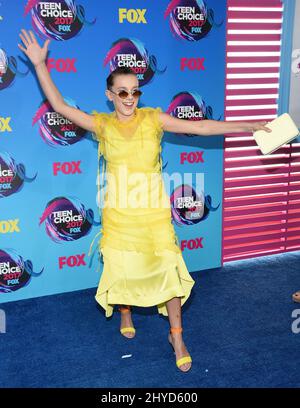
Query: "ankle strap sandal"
168 326 192 372
118 306 135 338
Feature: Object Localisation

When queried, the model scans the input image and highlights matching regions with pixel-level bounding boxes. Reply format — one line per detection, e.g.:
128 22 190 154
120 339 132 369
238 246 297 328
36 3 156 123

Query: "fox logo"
119 8 147 24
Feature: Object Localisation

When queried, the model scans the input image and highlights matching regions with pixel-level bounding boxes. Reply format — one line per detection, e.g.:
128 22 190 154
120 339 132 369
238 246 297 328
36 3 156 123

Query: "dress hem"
95 283 194 318
94 250 195 318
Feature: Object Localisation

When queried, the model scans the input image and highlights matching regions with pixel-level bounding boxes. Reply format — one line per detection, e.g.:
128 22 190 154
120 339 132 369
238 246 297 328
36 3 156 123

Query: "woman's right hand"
18 28 50 68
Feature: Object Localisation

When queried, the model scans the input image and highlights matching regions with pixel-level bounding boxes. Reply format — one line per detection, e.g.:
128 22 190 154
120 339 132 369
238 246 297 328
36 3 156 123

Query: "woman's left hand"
250 121 272 133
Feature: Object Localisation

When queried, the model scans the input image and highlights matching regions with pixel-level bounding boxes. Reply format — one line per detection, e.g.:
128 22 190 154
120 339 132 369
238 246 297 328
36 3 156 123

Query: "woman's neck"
115 109 137 122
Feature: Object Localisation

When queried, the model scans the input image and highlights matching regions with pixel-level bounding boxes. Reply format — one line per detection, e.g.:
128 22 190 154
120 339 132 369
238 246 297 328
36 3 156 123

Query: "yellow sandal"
168 327 192 372
118 306 136 338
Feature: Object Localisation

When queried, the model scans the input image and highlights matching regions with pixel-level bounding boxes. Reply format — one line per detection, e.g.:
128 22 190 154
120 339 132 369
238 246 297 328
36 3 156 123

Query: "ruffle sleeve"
90 110 104 142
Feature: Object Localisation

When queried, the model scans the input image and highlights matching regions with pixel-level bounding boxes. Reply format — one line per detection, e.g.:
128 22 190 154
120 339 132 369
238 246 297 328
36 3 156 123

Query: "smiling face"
105 74 140 121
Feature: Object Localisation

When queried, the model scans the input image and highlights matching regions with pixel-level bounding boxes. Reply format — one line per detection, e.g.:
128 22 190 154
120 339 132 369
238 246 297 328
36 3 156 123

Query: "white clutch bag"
253 113 300 155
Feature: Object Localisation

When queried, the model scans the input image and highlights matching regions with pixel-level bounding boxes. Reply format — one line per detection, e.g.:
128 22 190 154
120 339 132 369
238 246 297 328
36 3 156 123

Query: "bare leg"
166 297 191 371
119 304 135 338
166 297 182 328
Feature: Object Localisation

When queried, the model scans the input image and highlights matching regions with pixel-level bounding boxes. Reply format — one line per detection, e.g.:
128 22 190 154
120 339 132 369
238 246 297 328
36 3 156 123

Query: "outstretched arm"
159 111 272 136
18 28 95 133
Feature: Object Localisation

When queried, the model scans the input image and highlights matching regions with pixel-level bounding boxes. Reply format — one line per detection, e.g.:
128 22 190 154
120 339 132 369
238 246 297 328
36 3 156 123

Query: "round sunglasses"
109 89 142 99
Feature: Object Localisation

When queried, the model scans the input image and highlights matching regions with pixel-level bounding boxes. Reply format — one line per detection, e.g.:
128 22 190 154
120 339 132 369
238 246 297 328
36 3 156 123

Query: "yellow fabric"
88 106 195 317
120 327 136 334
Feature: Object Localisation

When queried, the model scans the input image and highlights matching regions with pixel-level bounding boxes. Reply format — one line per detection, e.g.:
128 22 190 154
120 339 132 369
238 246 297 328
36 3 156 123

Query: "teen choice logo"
104 37 166 86
39 196 100 242
170 184 219 226
0 248 43 293
164 0 223 41
166 91 221 136
0 152 37 198
32 97 86 147
24 0 96 41
0 48 29 91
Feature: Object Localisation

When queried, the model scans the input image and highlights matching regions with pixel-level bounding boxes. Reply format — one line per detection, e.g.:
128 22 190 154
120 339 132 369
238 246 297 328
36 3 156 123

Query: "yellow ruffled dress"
88 106 195 318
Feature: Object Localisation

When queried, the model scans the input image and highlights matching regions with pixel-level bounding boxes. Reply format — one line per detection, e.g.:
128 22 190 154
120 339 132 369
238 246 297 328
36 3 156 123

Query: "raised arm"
159 111 272 136
18 28 95 133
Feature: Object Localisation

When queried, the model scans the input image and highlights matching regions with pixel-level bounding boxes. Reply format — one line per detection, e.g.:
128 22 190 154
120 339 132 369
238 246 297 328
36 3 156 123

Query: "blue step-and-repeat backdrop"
0 0 226 303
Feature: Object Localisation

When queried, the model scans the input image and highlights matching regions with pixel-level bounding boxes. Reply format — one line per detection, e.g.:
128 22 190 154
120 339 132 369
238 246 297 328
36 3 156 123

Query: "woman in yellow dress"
18 28 272 373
